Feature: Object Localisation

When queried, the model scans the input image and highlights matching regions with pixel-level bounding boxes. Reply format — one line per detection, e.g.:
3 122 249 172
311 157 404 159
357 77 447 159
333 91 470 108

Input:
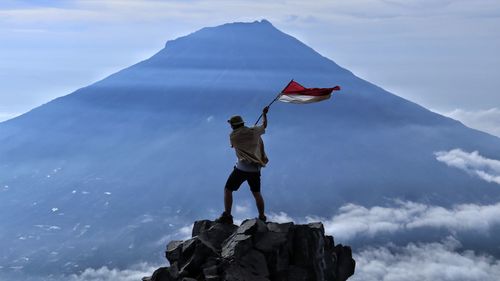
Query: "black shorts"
225 167 261 193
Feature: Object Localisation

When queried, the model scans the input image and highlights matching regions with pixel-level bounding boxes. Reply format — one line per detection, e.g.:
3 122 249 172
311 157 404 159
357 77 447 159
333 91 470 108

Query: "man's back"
230 125 268 167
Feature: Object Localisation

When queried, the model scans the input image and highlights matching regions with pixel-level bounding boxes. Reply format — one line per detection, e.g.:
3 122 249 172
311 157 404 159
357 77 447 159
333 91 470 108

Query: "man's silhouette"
216 106 269 224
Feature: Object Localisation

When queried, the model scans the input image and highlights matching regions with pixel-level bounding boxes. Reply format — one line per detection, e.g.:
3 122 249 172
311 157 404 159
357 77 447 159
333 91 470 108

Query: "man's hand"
263 106 269 115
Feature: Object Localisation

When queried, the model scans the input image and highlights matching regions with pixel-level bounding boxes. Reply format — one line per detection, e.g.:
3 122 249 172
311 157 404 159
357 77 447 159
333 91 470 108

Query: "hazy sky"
1 0 499 134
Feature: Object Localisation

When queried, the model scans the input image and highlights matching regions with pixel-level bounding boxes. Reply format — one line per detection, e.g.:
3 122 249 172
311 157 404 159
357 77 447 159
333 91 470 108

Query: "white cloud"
67 263 159 281
324 201 500 240
1 0 499 116
49 239 500 281
270 201 500 241
268 211 294 223
155 223 192 246
352 238 500 281
435 149 500 184
1 0 497 25
445 108 500 138
234 203 251 215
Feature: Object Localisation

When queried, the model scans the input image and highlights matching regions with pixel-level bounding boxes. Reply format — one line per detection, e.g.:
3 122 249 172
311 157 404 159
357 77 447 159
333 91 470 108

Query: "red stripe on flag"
281 80 341 96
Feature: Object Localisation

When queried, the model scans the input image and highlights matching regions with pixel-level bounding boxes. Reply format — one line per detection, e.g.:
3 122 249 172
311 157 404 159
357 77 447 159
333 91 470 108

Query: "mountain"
1 20 500 277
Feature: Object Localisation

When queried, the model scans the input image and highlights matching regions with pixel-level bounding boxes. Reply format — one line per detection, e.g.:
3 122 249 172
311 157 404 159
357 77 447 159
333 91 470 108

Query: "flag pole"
254 79 294 126
254 92 281 126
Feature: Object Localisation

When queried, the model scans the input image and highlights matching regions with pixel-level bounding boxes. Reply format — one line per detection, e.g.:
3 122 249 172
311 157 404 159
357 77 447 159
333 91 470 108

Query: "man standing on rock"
216 106 269 224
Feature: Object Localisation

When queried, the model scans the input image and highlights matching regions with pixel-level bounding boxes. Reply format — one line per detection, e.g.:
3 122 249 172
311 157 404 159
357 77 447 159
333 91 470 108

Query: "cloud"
57 239 500 281
352 237 500 281
59 239 500 281
270 200 500 241
444 108 500 138
2 0 499 28
268 211 294 223
435 149 500 185
324 201 500 240
1 0 500 117
155 223 192 246
67 262 159 281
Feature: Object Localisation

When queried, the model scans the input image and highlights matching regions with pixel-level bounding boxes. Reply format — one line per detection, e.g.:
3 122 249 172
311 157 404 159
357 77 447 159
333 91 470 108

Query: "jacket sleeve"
253 125 265 135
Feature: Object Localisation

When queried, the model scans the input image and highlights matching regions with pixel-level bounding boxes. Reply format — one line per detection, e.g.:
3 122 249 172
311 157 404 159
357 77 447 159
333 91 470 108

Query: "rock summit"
144 218 355 281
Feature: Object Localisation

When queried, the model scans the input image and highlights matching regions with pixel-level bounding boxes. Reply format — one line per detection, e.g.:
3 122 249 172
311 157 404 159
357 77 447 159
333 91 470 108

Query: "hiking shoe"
215 212 233 224
258 215 267 222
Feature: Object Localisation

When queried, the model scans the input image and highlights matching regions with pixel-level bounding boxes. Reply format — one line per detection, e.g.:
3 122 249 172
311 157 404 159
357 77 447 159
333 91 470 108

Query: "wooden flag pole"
253 79 294 126
254 92 282 126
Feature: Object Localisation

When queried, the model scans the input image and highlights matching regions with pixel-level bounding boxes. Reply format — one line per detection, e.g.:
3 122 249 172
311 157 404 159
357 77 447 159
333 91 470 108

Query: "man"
216 106 269 224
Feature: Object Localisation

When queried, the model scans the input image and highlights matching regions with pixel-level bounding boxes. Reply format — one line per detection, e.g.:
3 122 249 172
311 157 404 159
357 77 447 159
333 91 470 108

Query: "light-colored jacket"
230 125 268 167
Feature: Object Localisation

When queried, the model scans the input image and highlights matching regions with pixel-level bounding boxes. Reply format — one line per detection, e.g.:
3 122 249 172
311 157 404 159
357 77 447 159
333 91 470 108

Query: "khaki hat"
228 115 244 125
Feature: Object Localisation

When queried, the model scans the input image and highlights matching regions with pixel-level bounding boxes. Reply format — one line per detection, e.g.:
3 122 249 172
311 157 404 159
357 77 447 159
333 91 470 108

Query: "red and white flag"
278 80 341 104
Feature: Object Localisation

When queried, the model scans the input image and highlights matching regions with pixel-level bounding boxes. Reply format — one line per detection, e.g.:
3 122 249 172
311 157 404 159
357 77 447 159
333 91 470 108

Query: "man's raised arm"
262 106 269 129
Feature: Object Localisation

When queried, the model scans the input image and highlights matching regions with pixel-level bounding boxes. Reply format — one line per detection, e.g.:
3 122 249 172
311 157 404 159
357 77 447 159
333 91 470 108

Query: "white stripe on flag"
278 94 331 104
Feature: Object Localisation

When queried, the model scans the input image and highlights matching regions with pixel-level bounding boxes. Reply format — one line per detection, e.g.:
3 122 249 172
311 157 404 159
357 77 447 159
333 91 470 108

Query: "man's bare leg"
224 188 233 215
252 191 265 218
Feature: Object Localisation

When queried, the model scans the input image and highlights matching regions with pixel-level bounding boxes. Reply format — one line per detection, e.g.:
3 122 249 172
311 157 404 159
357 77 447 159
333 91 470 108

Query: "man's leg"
247 171 265 220
252 191 265 218
222 168 245 216
224 188 233 215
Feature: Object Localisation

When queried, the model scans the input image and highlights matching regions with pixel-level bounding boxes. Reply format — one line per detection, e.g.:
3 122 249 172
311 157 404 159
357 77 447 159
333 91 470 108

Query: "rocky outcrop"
143 219 355 281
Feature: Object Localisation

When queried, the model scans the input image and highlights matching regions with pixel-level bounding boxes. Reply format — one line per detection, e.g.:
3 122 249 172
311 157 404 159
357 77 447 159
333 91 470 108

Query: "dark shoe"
215 212 233 224
258 215 267 222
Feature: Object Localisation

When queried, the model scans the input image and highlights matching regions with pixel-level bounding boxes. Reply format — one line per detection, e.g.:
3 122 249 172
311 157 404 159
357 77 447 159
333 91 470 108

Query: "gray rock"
168 263 179 279
287 266 309 281
165 240 183 264
333 244 356 281
147 219 355 281
224 262 270 281
198 223 238 253
307 222 325 232
181 238 197 257
237 219 267 235
254 231 288 252
179 237 215 277
221 233 252 258
267 222 294 233
325 235 335 247
192 220 215 237
240 249 269 277
203 264 219 277
148 266 176 281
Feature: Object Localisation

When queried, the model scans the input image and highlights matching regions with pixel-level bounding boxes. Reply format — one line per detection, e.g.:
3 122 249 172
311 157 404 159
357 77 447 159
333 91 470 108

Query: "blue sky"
1 0 499 135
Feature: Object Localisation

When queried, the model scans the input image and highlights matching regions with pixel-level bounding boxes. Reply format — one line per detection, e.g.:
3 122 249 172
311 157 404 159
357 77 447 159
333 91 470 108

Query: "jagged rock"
146 267 175 281
224 250 269 281
255 231 288 252
145 219 355 281
199 222 238 253
237 219 267 235
333 244 356 281
166 241 183 264
192 220 215 237
267 222 293 233
222 233 253 258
